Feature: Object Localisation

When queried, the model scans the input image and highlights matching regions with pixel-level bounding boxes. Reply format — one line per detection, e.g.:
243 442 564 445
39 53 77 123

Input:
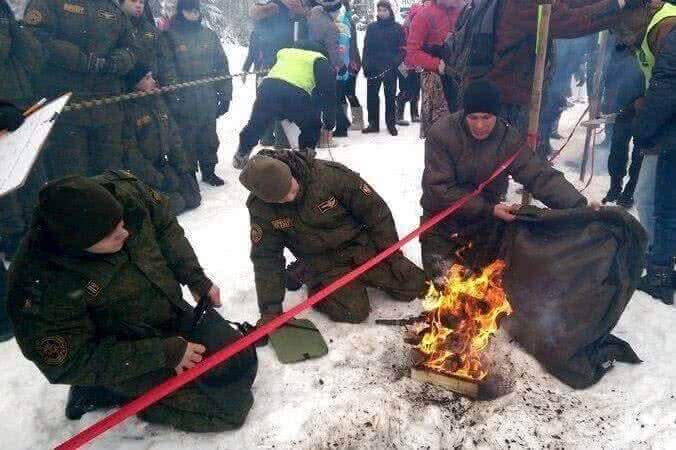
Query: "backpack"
443 0 502 85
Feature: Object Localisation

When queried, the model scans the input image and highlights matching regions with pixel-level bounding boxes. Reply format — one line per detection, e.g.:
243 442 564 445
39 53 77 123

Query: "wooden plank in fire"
410 367 479 399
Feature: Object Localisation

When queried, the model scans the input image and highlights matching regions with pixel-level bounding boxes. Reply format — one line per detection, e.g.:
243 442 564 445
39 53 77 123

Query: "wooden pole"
579 31 610 181
521 1 552 205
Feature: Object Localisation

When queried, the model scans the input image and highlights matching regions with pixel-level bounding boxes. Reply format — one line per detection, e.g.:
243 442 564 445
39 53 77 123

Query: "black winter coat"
362 17 405 78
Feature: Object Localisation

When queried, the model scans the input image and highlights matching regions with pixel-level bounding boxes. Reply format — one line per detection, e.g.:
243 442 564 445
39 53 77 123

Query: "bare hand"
493 203 519 222
590 201 602 211
175 342 206 374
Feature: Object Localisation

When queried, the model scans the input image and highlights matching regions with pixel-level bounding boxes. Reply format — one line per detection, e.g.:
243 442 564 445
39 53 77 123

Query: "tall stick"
579 31 609 181
521 1 552 205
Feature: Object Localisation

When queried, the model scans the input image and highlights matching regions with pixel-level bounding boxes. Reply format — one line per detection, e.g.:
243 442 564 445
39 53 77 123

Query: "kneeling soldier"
7 172 257 431
240 150 426 324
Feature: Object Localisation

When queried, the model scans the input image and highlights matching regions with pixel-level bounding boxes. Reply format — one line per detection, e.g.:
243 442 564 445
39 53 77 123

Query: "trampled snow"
0 44 674 450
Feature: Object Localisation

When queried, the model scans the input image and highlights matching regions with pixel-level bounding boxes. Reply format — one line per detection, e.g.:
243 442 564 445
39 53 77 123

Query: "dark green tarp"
501 206 646 388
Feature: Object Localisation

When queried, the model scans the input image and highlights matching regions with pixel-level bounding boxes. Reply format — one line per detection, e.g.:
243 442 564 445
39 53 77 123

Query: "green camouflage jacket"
7 171 212 394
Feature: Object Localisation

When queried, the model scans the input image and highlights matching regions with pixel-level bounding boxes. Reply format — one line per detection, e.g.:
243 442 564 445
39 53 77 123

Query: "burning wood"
409 260 512 397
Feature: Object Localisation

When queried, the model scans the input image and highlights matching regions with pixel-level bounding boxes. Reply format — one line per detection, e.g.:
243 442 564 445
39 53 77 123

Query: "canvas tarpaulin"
501 206 646 388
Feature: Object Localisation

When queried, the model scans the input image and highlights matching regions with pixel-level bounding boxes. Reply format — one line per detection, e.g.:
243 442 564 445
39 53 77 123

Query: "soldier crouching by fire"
240 150 426 324
7 172 257 430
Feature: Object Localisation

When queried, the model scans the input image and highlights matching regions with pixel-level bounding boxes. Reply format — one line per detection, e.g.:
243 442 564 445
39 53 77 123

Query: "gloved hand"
216 91 230 117
0 103 25 131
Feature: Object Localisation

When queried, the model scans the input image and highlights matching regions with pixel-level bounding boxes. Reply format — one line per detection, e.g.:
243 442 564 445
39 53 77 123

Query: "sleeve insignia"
63 3 85 14
24 9 43 25
316 196 337 214
251 224 263 244
271 218 293 230
359 182 373 196
149 188 163 204
97 9 116 20
37 336 68 366
85 280 101 298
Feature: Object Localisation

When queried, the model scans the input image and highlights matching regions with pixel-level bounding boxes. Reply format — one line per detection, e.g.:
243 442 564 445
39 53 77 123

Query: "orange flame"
416 260 512 381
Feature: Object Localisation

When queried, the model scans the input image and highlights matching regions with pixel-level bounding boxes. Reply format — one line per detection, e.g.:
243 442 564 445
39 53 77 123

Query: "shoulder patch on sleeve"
251 224 263 244
271 217 293 230
36 336 68 366
316 196 338 214
149 188 164 205
360 182 373 196
24 9 43 25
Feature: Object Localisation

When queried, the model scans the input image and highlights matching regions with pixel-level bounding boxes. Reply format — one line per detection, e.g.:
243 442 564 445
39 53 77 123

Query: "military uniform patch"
360 182 373 196
85 280 101 297
143 31 156 39
149 188 163 204
136 115 152 128
97 9 116 20
271 218 293 230
251 224 263 244
37 336 68 366
317 196 337 214
24 9 42 25
63 3 85 14
177 44 188 52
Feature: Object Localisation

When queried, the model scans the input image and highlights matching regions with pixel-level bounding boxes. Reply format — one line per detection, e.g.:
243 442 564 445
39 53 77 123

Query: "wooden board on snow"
411 367 480 399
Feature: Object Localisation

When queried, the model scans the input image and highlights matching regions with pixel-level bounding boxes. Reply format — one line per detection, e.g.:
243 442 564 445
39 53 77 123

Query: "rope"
63 70 268 112
548 105 590 163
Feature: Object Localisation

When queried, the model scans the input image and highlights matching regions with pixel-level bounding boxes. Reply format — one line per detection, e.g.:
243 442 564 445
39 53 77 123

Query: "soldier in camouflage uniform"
240 150 426 324
22 0 139 179
0 0 46 260
166 0 232 186
122 67 201 215
7 172 256 429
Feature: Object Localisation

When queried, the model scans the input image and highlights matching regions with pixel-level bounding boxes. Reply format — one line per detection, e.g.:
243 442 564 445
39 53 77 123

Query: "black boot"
362 124 379 134
202 171 225 187
65 386 126 420
638 264 675 305
387 124 398 136
602 180 623 204
411 101 420 123
285 259 309 291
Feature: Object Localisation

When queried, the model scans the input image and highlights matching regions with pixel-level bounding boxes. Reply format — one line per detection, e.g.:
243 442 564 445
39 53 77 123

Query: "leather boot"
602 179 623 204
638 263 675 305
396 99 410 126
362 124 379 134
411 101 420 122
202 171 225 187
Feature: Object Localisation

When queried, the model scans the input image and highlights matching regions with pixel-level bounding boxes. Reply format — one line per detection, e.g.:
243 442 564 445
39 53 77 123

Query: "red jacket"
405 0 461 72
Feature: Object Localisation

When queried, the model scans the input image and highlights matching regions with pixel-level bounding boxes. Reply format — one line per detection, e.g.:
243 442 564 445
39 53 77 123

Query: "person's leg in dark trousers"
383 72 398 134
334 80 351 137
346 76 361 108
621 145 644 206
410 71 421 121
604 109 633 204
365 76 383 131
396 71 408 123
440 75 458 113
293 103 323 150
237 87 280 159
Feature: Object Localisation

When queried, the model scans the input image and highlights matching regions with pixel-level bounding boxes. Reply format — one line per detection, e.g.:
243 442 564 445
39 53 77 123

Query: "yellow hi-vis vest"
637 2 676 89
267 48 326 95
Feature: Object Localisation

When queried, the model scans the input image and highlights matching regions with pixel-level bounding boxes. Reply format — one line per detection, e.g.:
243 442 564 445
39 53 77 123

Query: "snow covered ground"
1 45 675 450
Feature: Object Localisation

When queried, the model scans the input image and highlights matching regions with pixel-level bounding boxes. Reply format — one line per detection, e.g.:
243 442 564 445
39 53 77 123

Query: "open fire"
410 260 512 385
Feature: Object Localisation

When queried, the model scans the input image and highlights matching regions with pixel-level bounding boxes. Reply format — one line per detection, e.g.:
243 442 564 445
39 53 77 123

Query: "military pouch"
269 318 328 364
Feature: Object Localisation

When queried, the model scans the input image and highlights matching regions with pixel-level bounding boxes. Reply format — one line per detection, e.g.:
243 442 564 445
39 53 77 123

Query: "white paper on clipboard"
0 93 72 197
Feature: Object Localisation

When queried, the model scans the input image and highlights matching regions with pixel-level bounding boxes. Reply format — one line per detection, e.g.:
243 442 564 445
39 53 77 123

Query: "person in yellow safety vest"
233 40 337 169
611 0 676 304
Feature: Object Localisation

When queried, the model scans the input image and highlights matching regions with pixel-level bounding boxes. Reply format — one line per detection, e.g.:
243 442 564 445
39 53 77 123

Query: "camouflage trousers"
309 252 426 323
179 118 220 175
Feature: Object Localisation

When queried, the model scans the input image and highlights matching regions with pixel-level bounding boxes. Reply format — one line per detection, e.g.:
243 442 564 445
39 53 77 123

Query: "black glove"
216 91 229 117
0 103 25 131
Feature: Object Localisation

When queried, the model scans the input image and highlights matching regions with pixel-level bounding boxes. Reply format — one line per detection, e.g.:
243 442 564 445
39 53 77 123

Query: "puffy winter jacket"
405 0 460 72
